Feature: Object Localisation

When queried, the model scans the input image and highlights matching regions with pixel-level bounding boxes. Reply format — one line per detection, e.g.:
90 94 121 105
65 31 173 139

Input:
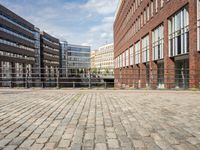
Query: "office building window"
130 46 134 65
120 54 122 68
125 49 129 66
151 0 154 17
147 6 150 21
142 35 150 63
123 52 126 67
198 0 200 51
155 0 158 13
168 6 189 57
161 0 164 8
152 24 164 60
135 41 140 64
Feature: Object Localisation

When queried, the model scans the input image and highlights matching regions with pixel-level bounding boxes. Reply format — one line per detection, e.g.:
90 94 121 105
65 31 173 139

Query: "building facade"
40 32 60 82
91 43 114 75
60 43 90 77
90 50 97 69
0 4 40 87
114 0 200 89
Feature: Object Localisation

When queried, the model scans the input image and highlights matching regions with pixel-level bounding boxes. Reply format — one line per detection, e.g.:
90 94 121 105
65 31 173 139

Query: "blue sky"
0 0 119 49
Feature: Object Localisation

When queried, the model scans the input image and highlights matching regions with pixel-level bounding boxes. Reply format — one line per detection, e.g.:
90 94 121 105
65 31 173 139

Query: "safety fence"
0 67 200 89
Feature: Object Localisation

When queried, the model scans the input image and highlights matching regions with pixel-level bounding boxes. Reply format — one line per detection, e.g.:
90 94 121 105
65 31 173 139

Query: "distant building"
0 4 40 86
91 43 114 75
0 4 92 87
60 43 90 77
40 32 60 84
90 50 97 69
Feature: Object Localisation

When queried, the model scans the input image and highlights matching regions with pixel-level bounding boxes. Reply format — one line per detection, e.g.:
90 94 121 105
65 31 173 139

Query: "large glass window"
125 49 129 67
123 52 125 67
151 0 154 17
130 46 134 65
135 41 140 64
152 24 164 60
142 35 150 63
168 6 189 57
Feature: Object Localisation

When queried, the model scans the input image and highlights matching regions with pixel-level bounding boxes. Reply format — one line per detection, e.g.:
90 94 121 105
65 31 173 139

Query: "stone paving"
0 89 200 150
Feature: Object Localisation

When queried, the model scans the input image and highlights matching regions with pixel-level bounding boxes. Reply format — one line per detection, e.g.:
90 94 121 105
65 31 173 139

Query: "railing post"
10 81 12 88
73 81 75 88
56 68 60 89
26 68 29 89
89 68 91 89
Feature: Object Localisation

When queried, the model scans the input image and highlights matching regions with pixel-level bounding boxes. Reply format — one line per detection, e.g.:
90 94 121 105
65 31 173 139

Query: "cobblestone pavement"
0 89 200 150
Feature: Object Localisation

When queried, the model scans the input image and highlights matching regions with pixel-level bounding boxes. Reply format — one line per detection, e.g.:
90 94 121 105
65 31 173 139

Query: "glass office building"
0 4 39 87
60 43 90 77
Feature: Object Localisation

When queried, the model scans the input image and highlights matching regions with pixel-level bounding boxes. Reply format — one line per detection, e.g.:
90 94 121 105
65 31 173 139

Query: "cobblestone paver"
0 89 200 150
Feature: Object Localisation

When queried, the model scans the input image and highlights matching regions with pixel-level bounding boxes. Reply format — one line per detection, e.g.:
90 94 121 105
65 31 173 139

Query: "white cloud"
0 0 119 49
81 0 118 15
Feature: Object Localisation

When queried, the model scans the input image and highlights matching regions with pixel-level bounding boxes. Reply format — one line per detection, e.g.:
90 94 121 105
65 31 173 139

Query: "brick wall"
114 0 200 89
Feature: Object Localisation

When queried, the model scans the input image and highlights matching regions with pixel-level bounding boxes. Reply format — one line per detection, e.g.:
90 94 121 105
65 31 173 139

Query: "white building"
91 43 114 75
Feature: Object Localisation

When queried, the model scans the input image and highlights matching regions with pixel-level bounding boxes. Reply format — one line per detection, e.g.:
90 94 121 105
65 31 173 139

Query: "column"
22 64 26 88
139 38 147 88
164 19 175 89
11 62 15 88
128 66 133 87
189 0 200 88
0 61 2 87
133 65 140 88
149 31 158 89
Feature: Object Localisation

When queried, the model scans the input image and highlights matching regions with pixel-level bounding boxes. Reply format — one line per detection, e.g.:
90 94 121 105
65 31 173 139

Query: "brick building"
114 0 200 89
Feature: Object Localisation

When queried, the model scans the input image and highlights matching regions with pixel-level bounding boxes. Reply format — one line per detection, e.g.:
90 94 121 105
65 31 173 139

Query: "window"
151 0 154 17
168 6 189 57
135 41 140 64
152 24 164 60
125 49 129 66
120 55 122 68
198 0 200 51
130 46 134 65
142 35 150 63
147 6 150 21
118 56 120 68
144 9 146 24
123 52 126 67
155 0 158 13
161 0 164 8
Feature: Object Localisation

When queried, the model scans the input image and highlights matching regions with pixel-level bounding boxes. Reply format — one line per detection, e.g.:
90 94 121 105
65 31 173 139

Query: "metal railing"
0 67 200 89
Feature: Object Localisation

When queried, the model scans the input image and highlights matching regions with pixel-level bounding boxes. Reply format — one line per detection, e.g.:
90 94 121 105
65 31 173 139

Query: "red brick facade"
114 0 200 89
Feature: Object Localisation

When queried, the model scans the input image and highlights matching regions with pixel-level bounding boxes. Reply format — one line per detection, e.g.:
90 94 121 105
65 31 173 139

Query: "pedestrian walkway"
0 89 200 150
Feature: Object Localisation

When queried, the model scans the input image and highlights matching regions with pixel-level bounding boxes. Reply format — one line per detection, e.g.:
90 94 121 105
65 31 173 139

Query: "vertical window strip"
142 35 150 63
152 25 164 60
130 46 134 65
198 0 200 51
135 41 140 64
168 7 189 57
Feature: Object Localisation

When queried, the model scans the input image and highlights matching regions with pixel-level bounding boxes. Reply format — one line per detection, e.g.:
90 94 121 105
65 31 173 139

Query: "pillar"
11 62 15 88
149 31 158 89
189 0 200 88
0 61 2 87
22 64 26 88
133 65 140 88
164 19 175 89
